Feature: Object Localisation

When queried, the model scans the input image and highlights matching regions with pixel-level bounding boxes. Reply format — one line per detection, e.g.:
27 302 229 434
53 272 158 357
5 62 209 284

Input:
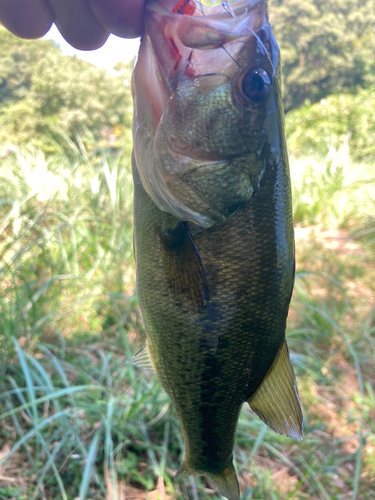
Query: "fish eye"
241 69 272 103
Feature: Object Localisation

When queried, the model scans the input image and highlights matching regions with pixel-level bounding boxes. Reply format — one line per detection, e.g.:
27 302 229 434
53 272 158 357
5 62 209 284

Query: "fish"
130 0 303 499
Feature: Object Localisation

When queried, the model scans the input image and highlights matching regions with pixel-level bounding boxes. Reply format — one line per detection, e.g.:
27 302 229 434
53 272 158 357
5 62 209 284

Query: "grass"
0 138 374 500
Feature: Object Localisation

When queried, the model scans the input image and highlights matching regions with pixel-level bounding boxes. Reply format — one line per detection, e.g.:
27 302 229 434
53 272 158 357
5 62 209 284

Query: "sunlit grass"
290 141 375 229
0 141 374 499
0 137 135 350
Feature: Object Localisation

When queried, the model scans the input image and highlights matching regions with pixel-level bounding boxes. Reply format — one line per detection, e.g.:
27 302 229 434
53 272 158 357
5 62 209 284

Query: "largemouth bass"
130 1 303 498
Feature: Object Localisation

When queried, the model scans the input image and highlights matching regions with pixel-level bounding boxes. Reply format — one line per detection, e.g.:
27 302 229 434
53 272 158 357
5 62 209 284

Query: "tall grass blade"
0 411 67 465
0 385 98 420
302 303 365 500
78 430 101 500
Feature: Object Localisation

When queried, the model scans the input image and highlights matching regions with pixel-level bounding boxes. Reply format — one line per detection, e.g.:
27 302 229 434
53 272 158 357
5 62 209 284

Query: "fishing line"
222 0 236 17
220 45 243 68
187 50 194 63
245 26 275 76
194 73 231 80
196 0 205 15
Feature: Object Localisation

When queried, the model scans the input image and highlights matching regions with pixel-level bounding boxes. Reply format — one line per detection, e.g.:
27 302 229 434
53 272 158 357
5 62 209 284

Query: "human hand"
0 0 146 50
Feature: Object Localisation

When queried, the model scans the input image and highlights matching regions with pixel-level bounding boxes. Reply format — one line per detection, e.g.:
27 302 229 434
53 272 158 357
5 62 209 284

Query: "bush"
286 87 375 162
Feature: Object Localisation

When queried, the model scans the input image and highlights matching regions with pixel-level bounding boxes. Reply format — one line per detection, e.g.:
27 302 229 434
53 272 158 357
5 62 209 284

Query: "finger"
48 0 109 50
0 0 53 39
88 0 145 39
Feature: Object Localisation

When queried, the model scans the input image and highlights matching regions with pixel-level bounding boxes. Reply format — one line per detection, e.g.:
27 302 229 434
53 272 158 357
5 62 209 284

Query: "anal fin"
247 340 303 440
127 343 155 373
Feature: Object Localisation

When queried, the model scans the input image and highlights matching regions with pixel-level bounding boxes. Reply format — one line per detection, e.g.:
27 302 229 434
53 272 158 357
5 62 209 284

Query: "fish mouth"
145 0 271 89
154 0 266 17
133 0 279 226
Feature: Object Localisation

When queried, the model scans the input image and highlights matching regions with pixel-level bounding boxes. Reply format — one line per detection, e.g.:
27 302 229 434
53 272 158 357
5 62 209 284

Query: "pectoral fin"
247 340 303 440
127 343 155 373
158 222 208 314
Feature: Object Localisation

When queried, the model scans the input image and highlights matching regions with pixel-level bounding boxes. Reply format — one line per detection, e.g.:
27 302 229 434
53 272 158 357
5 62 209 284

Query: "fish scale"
132 137 295 488
131 1 302 498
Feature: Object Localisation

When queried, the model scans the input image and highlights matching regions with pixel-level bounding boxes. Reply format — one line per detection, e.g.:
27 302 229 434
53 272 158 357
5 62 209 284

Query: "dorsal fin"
247 340 303 440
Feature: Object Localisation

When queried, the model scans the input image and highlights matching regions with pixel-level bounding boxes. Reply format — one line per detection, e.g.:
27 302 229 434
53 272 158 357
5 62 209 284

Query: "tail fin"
208 462 240 500
176 460 239 500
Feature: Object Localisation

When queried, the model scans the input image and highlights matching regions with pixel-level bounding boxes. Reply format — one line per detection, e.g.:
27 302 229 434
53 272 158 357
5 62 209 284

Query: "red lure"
172 0 196 15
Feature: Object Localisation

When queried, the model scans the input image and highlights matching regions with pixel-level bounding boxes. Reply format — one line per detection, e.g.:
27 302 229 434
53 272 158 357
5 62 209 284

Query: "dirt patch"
294 225 375 322
294 226 371 260
308 353 364 455
0 442 28 495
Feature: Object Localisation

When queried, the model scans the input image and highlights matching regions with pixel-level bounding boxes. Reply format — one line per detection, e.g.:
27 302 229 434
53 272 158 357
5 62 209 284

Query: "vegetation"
0 3 375 499
286 88 375 162
269 0 375 111
0 142 374 500
0 26 133 154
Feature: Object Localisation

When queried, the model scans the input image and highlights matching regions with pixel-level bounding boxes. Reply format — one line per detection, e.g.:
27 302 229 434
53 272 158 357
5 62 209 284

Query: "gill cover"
132 0 280 226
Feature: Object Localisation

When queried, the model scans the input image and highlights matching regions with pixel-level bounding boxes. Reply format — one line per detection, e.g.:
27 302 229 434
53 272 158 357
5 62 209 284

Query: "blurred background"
0 0 374 499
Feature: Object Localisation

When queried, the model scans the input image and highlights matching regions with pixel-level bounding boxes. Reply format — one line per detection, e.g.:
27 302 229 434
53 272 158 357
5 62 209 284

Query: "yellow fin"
208 462 240 500
247 340 303 440
176 460 239 500
127 343 155 373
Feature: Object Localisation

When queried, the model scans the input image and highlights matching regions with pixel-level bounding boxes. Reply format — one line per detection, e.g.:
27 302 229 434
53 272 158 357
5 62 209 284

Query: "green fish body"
131 1 302 498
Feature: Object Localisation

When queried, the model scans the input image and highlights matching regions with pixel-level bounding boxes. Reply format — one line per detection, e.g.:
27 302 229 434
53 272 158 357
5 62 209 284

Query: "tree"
0 26 133 154
285 87 375 161
269 0 375 111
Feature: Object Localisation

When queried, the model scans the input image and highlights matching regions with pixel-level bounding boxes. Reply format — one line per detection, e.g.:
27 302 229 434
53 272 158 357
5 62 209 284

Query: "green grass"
0 140 374 500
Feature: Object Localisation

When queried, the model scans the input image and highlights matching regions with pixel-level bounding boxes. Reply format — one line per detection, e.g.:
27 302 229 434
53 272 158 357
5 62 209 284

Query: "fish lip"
146 0 269 46
147 0 267 19
144 0 273 81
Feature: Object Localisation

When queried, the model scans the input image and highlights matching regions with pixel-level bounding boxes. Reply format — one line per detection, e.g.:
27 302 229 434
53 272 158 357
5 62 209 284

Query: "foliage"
290 153 375 228
0 138 135 355
285 87 375 162
269 0 375 111
0 141 374 499
0 6 374 498
0 0 374 147
288 88 375 161
0 27 133 154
